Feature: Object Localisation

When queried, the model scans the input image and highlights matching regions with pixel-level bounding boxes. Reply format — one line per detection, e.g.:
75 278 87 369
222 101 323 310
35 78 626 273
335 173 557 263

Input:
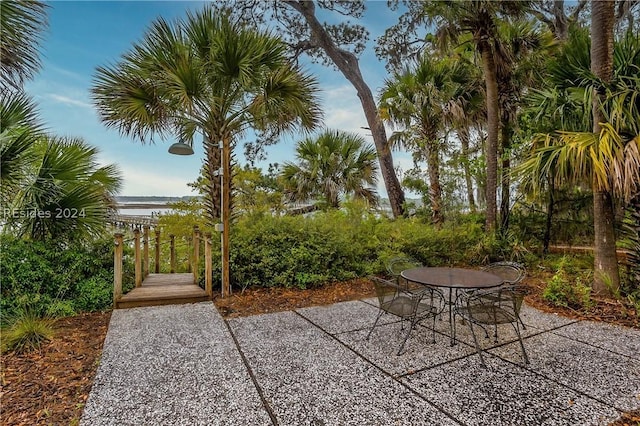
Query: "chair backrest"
482 261 526 285
462 285 528 325
370 276 401 307
386 257 422 276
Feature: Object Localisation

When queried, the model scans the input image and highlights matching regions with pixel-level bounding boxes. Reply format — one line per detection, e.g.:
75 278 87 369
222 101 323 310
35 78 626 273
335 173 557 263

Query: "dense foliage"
187 205 511 291
0 235 134 324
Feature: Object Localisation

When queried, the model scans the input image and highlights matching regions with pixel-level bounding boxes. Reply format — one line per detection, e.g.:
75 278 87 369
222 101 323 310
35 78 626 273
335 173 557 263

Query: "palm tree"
520 26 593 252
281 130 378 210
0 0 48 89
421 0 533 231
1 97 121 241
4 137 121 241
443 48 486 214
517 27 640 295
91 9 322 296
379 56 464 225
495 18 555 233
0 91 42 205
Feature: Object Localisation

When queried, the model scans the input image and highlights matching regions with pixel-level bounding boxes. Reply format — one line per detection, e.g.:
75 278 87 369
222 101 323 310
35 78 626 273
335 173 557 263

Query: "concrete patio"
82 299 640 425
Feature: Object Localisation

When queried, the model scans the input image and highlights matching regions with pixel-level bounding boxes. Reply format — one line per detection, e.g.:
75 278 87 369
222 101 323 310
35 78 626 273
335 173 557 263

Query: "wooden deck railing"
113 225 212 306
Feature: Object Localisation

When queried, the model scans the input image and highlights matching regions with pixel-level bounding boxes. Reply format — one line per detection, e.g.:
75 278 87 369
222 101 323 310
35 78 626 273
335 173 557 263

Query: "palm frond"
0 0 48 88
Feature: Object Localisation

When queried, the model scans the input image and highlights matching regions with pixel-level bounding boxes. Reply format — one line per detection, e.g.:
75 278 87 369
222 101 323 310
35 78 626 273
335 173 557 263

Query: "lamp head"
168 141 194 156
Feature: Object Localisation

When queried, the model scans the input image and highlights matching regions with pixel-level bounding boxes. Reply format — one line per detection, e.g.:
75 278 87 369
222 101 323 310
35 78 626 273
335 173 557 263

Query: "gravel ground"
82 300 640 425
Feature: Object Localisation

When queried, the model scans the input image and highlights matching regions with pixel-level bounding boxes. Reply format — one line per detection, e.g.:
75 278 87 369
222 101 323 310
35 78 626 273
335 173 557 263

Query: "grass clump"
2 307 55 354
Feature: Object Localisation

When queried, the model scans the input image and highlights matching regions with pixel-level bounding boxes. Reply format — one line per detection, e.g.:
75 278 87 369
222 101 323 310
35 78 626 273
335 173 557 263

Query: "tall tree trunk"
591 0 620 295
458 127 476 213
221 134 232 297
475 127 487 208
500 112 514 235
424 134 443 225
480 42 499 232
593 190 620 293
543 177 555 254
553 0 569 40
284 1 405 218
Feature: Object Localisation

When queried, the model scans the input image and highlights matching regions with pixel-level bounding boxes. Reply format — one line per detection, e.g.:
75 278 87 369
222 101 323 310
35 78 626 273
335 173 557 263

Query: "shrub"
228 209 379 289
0 235 132 319
74 276 113 312
543 258 592 309
376 217 486 267
206 209 506 291
159 206 535 292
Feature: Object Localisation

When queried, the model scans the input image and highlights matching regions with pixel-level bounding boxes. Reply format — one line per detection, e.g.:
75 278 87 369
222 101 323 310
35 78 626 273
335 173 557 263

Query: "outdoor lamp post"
168 136 231 298
219 136 231 298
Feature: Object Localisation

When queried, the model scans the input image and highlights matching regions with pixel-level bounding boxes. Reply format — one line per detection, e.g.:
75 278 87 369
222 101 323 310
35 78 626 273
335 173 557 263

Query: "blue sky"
25 1 413 197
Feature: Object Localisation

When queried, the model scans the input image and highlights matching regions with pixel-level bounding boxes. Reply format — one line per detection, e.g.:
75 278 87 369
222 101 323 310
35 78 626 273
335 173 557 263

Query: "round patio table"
400 267 504 345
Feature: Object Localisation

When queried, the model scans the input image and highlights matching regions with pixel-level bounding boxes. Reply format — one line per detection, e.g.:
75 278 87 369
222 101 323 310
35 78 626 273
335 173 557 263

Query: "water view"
115 196 192 217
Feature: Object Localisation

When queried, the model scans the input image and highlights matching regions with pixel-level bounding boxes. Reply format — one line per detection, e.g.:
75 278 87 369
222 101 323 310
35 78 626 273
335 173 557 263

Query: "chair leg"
513 321 530 365
518 315 527 330
468 322 488 368
396 323 413 355
367 311 384 341
431 314 437 343
397 315 423 355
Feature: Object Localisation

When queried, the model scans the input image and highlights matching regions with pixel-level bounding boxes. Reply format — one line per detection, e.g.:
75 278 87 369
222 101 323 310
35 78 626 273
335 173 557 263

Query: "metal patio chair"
482 261 527 329
367 277 445 355
454 284 530 367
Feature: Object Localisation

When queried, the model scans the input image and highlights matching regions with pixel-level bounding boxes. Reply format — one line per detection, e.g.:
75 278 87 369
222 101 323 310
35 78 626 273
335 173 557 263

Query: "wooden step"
115 273 211 309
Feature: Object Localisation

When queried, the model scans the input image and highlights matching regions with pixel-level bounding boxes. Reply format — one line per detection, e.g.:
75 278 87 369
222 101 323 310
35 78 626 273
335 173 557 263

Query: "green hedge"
199 208 496 291
228 209 381 289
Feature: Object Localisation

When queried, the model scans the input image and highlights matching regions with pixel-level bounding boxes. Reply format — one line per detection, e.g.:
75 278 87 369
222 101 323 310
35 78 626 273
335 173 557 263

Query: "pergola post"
205 232 212 297
170 234 176 274
154 229 161 273
134 229 141 287
113 233 123 306
143 225 150 278
193 225 200 284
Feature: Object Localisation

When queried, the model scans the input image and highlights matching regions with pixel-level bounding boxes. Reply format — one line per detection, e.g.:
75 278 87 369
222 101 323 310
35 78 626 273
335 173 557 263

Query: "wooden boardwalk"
115 273 210 309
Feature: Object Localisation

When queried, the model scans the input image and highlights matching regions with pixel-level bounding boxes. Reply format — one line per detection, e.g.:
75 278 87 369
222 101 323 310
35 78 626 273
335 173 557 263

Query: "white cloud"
320 85 370 136
47 63 86 82
325 108 369 135
48 94 93 110
322 85 356 100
